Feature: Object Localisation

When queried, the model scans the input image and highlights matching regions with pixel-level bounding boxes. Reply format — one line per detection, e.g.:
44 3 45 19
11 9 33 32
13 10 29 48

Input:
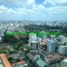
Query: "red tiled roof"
17 60 26 64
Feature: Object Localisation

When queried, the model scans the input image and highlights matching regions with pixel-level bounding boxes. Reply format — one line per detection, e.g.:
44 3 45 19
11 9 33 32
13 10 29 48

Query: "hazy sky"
0 0 67 21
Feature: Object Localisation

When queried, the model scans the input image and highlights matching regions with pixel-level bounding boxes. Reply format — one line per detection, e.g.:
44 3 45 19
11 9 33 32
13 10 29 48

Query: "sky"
0 0 67 21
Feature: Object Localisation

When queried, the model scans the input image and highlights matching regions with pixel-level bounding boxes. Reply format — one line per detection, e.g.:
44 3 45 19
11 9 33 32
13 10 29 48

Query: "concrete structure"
29 33 39 49
13 60 28 67
61 58 67 67
58 45 67 56
50 35 55 40
30 40 39 49
39 40 47 50
27 50 40 62
0 29 5 37
36 59 47 67
58 35 66 44
47 39 57 53
44 53 64 64
0 37 2 42
29 33 37 43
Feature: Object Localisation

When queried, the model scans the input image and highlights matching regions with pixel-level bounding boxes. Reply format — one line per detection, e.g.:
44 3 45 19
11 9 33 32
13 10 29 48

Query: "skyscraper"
47 39 57 53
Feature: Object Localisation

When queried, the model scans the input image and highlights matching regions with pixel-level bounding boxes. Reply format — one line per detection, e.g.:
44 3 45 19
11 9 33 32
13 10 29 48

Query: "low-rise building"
36 59 47 67
27 50 40 62
13 60 28 67
58 45 67 56
44 53 64 64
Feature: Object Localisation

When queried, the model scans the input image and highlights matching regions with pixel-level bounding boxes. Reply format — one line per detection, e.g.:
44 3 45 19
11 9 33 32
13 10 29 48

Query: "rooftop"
44 53 64 64
36 59 47 67
0 54 12 67
63 58 67 63
17 60 26 65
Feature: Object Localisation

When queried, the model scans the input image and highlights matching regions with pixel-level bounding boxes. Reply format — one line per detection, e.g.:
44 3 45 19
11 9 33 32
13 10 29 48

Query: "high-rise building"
47 39 57 53
30 40 39 49
61 58 67 67
29 33 39 49
58 46 67 56
29 33 37 43
58 35 65 44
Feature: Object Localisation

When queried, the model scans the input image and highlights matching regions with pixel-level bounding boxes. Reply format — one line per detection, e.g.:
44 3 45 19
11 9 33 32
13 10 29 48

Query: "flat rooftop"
45 53 64 64
62 58 67 63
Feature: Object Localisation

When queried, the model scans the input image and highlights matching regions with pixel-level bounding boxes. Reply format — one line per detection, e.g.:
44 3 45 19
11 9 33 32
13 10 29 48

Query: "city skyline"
0 0 67 21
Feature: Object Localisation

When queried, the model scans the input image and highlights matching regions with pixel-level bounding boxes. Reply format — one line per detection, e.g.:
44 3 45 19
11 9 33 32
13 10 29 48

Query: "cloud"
0 5 8 13
43 0 67 14
7 0 35 5
46 6 67 14
0 0 67 21
52 0 67 4
0 0 45 15
44 0 67 5
0 5 15 13
27 0 35 4
5 0 27 3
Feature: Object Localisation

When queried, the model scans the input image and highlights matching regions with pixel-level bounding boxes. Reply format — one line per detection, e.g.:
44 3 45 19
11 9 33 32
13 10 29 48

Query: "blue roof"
36 59 47 67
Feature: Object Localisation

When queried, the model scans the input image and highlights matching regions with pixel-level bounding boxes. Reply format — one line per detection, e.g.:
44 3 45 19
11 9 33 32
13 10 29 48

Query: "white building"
58 46 67 56
58 35 66 44
30 40 39 49
61 58 67 67
29 33 37 43
29 33 39 49
47 39 57 53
